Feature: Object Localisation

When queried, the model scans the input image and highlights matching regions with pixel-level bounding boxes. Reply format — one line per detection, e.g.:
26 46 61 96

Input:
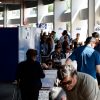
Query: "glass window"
48 4 54 15
7 9 20 19
48 4 53 13
81 0 88 9
95 0 100 26
0 12 3 20
66 22 71 33
7 24 20 27
65 0 71 13
24 7 37 18
0 25 3 27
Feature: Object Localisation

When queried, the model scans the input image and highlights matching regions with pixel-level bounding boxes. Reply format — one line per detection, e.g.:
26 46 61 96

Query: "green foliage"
66 0 71 10
48 4 53 12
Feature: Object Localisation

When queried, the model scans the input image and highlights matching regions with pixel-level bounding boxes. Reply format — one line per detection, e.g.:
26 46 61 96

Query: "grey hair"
61 64 77 79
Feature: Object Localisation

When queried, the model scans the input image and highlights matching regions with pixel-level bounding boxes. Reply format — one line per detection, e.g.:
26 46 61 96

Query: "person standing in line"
92 32 100 85
92 32 100 53
72 33 83 50
16 49 45 100
67 37 100 80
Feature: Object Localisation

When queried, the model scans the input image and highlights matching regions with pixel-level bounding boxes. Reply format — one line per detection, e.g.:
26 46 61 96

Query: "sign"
36 23 47 29
94 25 100 34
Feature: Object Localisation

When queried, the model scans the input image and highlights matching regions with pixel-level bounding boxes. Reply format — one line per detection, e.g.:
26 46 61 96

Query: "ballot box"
38 89 50 100
41 70 57 88
39 70 57 100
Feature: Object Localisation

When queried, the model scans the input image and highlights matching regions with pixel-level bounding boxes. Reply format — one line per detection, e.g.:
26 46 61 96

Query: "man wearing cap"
60 61 100 100
67 36 100 80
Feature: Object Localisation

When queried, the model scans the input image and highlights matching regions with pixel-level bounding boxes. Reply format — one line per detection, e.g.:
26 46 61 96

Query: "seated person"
49 45 66 69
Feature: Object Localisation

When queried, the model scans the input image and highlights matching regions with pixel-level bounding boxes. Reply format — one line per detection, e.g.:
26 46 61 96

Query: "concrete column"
37 0 48 23
54 0 66 39
20 2 24 26
95 0 100 25
71 0 88 41
71 0 85 38
4 4 7 27
94 0 100 34
88 0 95 36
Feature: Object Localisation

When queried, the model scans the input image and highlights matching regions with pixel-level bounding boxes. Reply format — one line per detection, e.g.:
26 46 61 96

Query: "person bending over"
60 60 100 100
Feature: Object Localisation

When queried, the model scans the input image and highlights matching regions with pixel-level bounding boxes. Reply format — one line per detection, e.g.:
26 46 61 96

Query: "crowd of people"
16 29 100 100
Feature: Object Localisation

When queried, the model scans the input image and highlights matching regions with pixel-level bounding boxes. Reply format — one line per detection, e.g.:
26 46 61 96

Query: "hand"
41 63 48 69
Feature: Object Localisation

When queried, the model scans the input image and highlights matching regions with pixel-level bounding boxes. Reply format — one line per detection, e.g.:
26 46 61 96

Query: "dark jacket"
16 59 45 89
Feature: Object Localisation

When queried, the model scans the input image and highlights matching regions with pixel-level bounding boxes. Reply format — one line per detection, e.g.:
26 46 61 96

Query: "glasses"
61 80 72 85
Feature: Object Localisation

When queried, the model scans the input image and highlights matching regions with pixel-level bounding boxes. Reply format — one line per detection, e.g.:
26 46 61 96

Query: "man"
16 49 45 100
67 36 100 80
92 32 100 85
92 32 100 53
72 33 83 50
60 30 71 44
60 61 100 100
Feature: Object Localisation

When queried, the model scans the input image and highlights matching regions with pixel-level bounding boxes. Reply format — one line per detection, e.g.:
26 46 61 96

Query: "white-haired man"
60 60 100 100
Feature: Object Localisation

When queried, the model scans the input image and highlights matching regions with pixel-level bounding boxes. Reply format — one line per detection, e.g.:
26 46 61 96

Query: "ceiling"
0 0 38 11
0 0 37 4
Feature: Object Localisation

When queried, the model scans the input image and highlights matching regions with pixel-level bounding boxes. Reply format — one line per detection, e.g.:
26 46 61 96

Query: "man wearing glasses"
60 61 100 100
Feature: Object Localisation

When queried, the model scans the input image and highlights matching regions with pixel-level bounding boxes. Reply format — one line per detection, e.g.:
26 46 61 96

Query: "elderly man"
60 60 100 100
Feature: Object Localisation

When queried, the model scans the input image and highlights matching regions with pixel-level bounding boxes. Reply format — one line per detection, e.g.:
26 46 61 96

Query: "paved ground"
0 83 21 100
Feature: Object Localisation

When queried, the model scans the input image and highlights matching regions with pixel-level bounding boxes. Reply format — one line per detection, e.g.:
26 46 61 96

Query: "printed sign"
36 23 47 29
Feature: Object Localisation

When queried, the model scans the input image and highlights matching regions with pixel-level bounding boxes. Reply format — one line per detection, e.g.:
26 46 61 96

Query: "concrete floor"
0 83 21 100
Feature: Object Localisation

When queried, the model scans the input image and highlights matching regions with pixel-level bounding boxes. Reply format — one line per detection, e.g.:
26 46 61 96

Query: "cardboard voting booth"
19 26 41 62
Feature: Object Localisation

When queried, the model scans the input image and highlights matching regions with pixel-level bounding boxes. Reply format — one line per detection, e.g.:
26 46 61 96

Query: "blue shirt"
69 45 100 79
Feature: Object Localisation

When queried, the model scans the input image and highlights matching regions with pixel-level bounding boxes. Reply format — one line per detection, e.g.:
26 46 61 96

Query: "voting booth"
19 26 41 62
0 27 18 82
0 26 41 82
